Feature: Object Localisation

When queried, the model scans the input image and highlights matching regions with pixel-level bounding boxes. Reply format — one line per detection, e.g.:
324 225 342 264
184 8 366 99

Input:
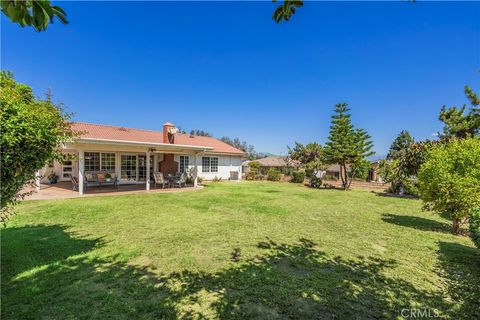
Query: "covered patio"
26 181 200 201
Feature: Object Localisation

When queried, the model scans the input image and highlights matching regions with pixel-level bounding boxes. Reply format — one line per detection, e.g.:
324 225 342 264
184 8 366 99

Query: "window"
101 153 116 171
202 157 218 173
121 155 137 180
62 160 73 179
202 157 210 173
84 152 100 171
179 156 189 173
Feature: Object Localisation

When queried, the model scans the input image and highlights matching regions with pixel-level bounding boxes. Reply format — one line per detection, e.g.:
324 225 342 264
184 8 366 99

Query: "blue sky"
2 1 479 156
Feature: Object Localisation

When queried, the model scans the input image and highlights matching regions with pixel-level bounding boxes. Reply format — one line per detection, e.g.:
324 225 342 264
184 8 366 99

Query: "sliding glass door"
138 155 154 181
121 155 137 181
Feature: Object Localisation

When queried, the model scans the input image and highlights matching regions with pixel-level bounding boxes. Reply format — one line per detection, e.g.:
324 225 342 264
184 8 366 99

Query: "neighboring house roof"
243 156 299 168
325 164 351 172
71 122 245 155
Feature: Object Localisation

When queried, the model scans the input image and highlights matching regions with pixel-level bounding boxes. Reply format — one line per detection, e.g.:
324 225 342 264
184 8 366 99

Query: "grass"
2 181 479 319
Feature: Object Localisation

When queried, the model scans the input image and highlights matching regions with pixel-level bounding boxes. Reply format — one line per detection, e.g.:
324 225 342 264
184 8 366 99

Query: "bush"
418 137 480 234
470 208 480 249
309 176 322 188
291 170 305 183
266 168 281 181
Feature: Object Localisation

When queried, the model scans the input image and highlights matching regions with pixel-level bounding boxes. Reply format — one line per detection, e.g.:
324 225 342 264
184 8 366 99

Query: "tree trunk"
343 164 349 190
452 217 461 235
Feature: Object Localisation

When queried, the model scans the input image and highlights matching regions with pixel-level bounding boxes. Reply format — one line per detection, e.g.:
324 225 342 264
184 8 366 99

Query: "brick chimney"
163 122 175 144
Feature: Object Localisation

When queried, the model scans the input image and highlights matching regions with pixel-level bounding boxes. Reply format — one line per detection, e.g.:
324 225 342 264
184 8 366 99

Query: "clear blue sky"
2 1 479 156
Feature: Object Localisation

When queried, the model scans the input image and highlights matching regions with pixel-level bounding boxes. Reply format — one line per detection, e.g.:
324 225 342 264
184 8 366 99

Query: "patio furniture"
154 172 168 188
172 173 187 188
71 176 79 191
96 172 118 189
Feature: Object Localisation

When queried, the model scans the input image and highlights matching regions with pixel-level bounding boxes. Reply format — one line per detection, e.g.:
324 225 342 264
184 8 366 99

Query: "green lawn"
2 182 479 319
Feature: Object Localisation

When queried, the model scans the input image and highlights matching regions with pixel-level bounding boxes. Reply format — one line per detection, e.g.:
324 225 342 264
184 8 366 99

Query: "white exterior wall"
39 147 243 184
175 154 242 181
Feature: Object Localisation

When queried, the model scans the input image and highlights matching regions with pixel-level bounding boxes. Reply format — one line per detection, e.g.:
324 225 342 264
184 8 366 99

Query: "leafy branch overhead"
1 0 67 32
272 0 304 23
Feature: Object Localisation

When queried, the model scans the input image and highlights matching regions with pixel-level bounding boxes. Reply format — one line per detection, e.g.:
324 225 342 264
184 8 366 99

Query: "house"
242 156 299 175
38 122 245 195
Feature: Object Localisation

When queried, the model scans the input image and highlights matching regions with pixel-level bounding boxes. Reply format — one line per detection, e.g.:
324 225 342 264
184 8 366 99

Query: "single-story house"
38 122 245 194
242 156 300 175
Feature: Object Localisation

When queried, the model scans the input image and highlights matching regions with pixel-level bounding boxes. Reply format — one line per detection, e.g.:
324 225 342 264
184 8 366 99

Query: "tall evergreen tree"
439 84 480 139
387 130 415 160
324 103 374 190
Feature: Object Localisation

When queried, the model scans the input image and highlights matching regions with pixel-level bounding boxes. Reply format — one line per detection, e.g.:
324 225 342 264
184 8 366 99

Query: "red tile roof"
71 122 245 155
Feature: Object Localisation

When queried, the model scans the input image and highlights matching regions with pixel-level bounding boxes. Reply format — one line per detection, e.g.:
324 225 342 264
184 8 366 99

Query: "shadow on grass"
2 226 471 319
437 242 480 318
382 213 452 234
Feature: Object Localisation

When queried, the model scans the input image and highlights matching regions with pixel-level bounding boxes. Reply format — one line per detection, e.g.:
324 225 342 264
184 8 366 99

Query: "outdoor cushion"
85 173 94 181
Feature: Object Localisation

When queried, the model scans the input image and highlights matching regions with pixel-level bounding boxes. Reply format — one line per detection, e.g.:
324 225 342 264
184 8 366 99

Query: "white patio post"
194 153 198 187
146 150 151 191
35 170 41 191
78 150 84 195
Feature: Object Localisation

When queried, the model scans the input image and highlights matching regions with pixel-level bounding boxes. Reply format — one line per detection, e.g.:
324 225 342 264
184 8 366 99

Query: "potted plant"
105 173 111 182
48 173 58 184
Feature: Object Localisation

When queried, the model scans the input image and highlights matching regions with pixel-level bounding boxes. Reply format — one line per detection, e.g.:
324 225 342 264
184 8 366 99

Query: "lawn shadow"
382 213 452 234
1 224 103 278
2 228 459 319
436 242 480 319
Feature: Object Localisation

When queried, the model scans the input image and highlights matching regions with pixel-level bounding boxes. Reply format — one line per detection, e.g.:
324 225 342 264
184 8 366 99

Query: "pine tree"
439 84 480 139
324 103 374 190
387 130 415 160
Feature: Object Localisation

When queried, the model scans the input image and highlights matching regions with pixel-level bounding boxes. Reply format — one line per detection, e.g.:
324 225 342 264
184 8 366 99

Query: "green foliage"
1 0 67 32
439 85 480 139
189 129 211 137
287 142 324 179
324 103 374 190
291 170 305 183
245 161 263 180
272 0 303 23
0 71 74 222
469 207 480 249
220 136 256 160
266 168 281 182
387 130 415 160
349 159 370 181
418 137 480 234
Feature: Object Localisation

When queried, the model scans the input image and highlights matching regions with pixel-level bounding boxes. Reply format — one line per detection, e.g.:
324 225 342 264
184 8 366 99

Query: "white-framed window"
101 153 116 171
84 152 100 171
121 155 137 180
179 156 189 173
202 157 218 173
62 160 73 179
85 152 116 172
211 157 218 172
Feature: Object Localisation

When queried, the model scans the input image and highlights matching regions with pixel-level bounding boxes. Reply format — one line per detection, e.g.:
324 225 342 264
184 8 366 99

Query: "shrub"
266 168 281 181
418 137 480 234
470 208 480 249
1 72 75 224
212 176 222 182
309 176 322 188
291 170 305 183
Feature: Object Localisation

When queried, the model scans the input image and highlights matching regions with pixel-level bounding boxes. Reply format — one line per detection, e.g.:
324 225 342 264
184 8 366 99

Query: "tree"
324 103 374 190
220 136 257 160
439 85 480 139
1 0 67 32
287 142 324 180
418 137 480 235
272 0 303 23
387 130 414 160
190 129 211 137
0 71 75 223
470 208 480 249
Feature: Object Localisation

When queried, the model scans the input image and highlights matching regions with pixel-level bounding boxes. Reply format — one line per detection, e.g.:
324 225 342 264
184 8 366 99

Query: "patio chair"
172 173 187 188
71 176 79 191
84 172 98 189
154 172 168 189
